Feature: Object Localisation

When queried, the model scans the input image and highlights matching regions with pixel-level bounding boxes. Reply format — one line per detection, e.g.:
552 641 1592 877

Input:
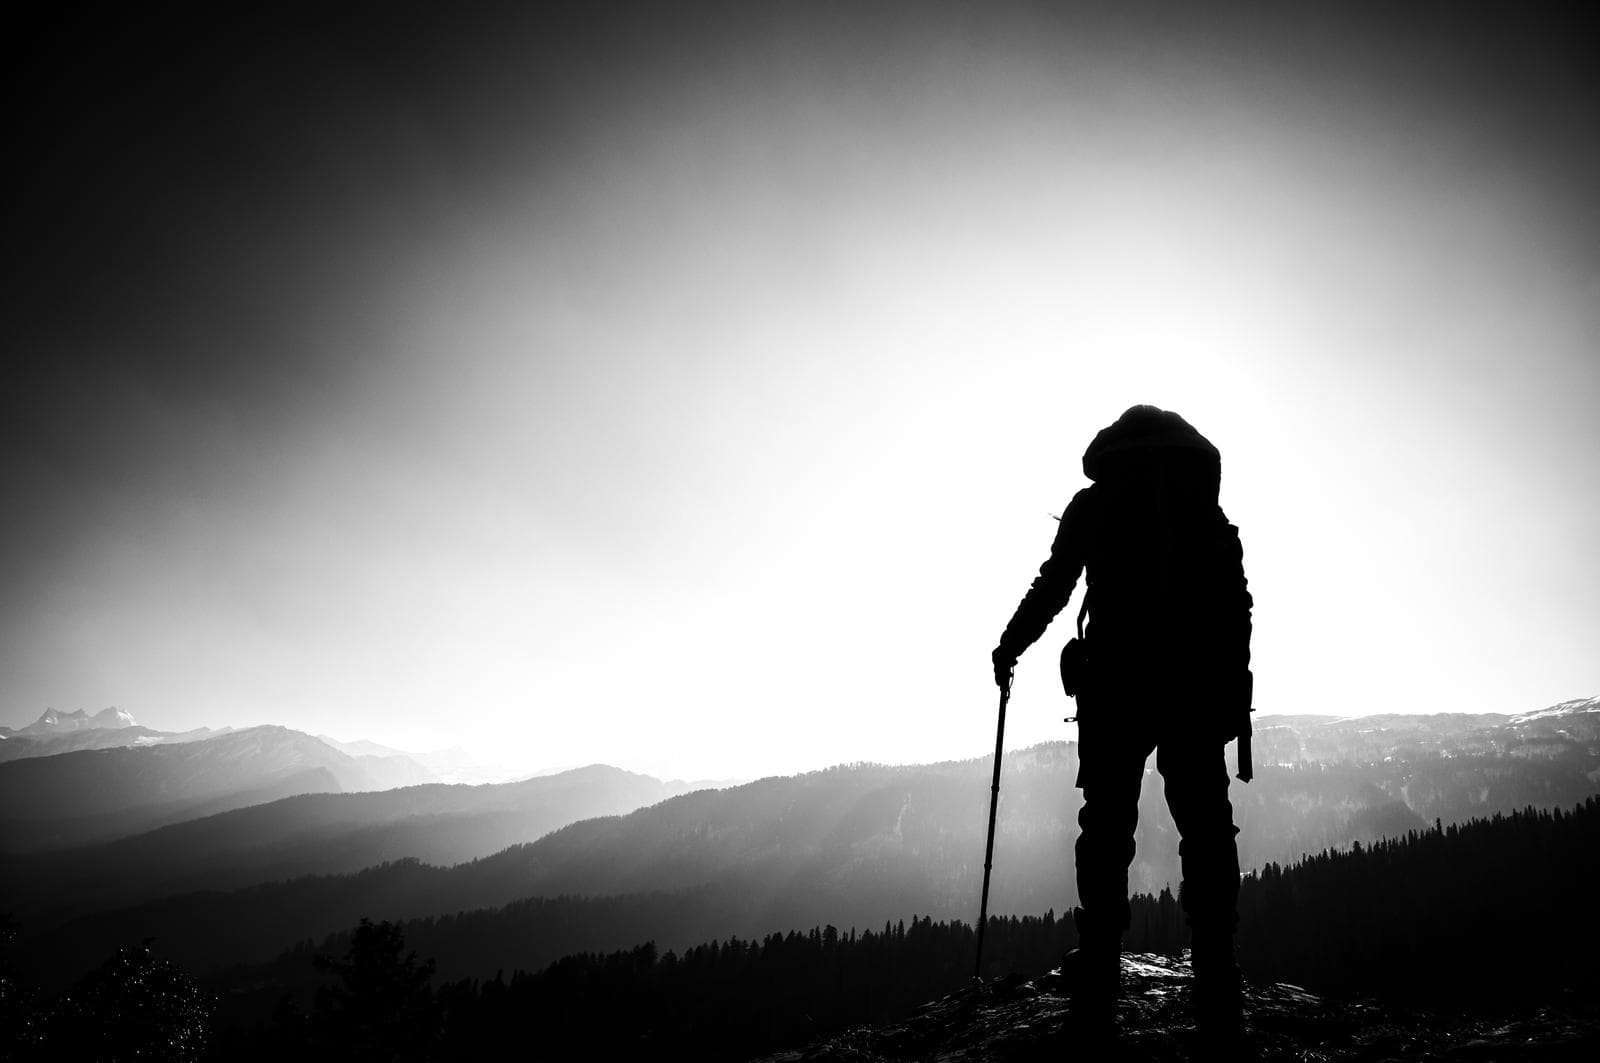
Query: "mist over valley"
4 697 1595 995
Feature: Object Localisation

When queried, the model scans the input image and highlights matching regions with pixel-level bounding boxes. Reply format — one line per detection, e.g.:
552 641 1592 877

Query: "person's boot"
1060 907 1120 1035
1189 924 1244 1044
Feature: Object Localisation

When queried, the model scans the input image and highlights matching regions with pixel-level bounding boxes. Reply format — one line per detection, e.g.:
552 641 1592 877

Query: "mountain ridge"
1 763 692 927
22 706 136 734
7 698 1597 990
0 725 435 850
16 706 1600 989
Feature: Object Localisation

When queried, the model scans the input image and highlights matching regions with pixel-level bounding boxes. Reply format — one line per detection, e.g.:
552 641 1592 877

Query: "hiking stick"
974 672 1011 980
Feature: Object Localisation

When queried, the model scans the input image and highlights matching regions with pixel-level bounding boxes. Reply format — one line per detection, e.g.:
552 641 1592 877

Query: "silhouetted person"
992 405 1252 1036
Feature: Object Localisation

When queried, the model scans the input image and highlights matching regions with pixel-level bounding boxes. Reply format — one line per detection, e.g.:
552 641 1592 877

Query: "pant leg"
1154 739 1241 933
1074 717 1155 935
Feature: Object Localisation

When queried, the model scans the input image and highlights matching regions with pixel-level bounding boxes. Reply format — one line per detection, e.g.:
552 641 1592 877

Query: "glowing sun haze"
5 3 1597 779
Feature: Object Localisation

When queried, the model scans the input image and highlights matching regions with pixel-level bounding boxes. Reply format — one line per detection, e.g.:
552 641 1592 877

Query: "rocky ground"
757 953 1599 1062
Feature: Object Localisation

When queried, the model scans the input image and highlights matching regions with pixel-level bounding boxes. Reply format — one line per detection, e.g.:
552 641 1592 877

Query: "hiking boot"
1190 926 1244 1042
1060 907 1121 1032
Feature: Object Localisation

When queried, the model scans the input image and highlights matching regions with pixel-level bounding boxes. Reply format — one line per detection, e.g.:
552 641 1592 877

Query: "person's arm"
992 488 1091 685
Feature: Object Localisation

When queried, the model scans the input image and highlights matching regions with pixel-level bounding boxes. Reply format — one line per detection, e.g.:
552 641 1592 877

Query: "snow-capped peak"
1510 696 1599 724
91 706 137 729
20 706 138 735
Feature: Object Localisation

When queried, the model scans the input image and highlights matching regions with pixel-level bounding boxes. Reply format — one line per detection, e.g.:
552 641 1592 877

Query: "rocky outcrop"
759 953 1599 1061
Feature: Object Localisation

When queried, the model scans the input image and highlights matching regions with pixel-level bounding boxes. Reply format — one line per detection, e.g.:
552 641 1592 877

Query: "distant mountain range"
0 707 228 765
9 706 137 734
0 707 551 788
10 696 1596 991
2 763 692 928
0 724 436 850
1251 696 1600 764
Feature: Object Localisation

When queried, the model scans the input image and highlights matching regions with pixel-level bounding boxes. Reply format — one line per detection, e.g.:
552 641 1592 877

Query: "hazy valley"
3 697 1596 994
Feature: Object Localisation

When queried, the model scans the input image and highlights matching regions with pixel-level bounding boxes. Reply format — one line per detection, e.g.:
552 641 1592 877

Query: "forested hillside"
1250 698 1600 764
16 724 1598 992
2 764 681 928
198 798 1600 1061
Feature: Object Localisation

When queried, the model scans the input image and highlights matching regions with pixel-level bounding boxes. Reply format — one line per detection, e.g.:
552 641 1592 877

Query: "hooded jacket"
998 406 1252 721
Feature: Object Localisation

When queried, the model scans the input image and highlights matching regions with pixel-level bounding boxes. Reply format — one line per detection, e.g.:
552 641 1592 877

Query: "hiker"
990 404 1253 1035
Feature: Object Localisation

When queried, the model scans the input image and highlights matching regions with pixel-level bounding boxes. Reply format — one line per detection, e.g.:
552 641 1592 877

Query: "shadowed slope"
0 726 433 851
15 716 1600 990
2 764 682 926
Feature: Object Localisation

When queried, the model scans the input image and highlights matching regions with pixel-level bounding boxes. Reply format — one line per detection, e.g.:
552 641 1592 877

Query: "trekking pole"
974 669 1011 980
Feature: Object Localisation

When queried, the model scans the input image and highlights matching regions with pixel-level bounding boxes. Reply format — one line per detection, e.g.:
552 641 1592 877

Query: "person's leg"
1156 739 1240 932
1074 755 1146 941
1156 738 1243 1032
1069 714 1154 1015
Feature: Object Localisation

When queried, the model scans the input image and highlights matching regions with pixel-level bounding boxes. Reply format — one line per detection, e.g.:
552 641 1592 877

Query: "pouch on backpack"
1059 590 1092 699
1059 636 1090 697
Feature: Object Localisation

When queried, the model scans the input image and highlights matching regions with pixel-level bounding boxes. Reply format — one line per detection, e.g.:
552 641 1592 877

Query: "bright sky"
6 4 1597 779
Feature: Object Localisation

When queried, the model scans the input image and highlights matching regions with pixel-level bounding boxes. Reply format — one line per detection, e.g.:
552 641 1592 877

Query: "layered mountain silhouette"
1 708 551 786
0 725 436 851
10 699 1597 992
2 763 688 928
199 799 1599 1060
1251 696 1600 764
0 707 223 765
309 736 529 786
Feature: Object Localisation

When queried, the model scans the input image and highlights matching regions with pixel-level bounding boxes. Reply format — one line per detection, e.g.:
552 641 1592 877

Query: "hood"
1082 405 1220 482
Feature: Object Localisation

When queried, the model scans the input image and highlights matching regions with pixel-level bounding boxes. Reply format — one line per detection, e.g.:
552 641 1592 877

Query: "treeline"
1232 749 1600 868
1237 799 1600 1004
16 742 1600 995
216 912 1106 1061
11 798 1599 1059
1 926 213 1063
215 798 1598 1060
